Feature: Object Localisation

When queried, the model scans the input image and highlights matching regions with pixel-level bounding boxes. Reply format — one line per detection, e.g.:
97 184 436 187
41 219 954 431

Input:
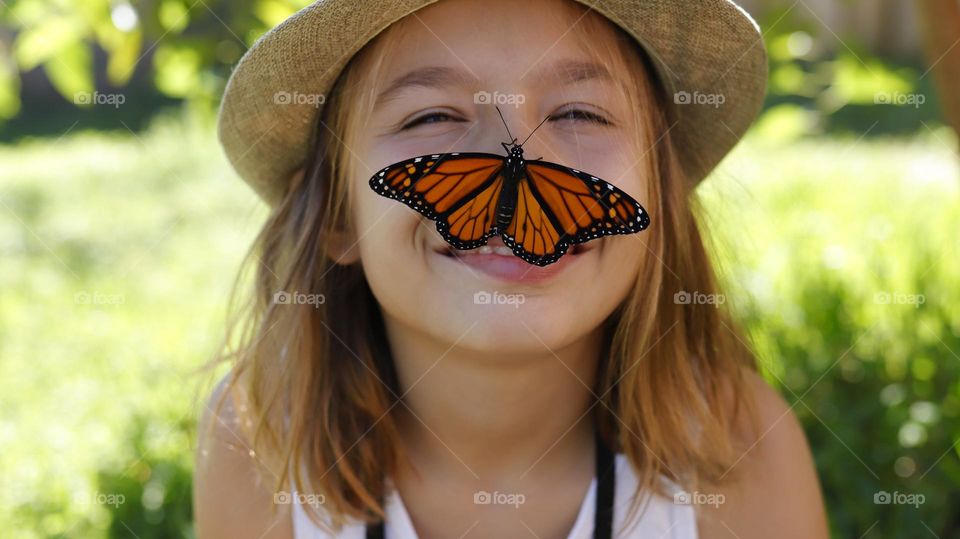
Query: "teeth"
452 244 515 256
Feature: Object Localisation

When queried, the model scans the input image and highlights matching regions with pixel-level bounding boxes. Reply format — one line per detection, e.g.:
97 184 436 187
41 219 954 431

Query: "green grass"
702 126 960 536
1 113 958 537
0 112 265 538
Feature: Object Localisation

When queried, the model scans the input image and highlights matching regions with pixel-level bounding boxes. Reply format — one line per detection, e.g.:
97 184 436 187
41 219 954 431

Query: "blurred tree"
0 0 311 122
0 0 951 140
916 0 960 154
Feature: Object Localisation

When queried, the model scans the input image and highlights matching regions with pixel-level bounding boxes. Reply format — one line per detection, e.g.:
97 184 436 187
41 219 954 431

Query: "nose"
485 106 521 146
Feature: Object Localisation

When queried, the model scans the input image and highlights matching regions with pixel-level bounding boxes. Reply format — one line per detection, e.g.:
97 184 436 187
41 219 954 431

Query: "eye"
401 111 463 130
550 108 612 125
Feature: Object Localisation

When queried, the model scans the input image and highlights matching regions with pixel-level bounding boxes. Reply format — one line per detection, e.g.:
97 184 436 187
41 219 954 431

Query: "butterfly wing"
369 153 506 250
500 174 568 266
502 160 650 266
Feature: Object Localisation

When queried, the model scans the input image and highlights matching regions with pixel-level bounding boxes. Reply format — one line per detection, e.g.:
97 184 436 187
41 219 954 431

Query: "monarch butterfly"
368 108 650 266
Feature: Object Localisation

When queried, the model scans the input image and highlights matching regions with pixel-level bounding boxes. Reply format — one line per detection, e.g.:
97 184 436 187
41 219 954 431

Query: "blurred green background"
1 1 959 538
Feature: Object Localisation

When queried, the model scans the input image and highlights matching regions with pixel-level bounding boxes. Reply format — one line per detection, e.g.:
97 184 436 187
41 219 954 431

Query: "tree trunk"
916 0 960 154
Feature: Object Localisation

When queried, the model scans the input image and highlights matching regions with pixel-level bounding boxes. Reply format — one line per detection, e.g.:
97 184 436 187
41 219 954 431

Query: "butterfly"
368 108 650 266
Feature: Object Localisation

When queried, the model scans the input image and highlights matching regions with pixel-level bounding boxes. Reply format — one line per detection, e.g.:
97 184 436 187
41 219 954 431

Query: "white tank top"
290 453 698 538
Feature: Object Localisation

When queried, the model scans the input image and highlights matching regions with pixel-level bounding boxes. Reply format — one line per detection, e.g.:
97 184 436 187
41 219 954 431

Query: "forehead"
379 0 628 86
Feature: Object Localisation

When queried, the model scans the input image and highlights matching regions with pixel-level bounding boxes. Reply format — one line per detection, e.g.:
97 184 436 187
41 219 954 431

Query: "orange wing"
369 152 505 249
501 176 566 265
502 161 650 266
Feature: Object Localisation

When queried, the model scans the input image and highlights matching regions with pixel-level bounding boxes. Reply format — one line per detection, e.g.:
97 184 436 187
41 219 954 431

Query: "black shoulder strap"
365 432 617 539
365 517 384 539
594 430 616 539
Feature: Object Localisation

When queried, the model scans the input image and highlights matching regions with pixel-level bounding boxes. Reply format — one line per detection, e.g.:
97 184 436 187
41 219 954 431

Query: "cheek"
353 180 419 254
595 151 648 204
352 181 425 300
351 179 484 346
562 236 645 324
595 235 646 298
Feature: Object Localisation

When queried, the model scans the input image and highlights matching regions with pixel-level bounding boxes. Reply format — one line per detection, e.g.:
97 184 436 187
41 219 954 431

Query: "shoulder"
194 373 293 539
696 370 829 539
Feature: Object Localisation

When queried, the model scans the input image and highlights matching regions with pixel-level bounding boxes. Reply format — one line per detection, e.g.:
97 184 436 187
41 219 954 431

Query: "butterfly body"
369 142 650 266
493 144 526 230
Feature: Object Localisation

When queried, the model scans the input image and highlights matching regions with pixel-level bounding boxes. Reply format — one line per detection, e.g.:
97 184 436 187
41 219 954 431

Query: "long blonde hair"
206 1 758 530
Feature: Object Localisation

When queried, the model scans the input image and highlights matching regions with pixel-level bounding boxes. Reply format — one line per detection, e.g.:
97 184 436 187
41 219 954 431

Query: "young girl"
195 0 828 537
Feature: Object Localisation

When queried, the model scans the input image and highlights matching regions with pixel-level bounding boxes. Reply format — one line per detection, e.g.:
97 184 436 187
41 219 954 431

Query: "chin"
453 326 577 356
446 300 585 352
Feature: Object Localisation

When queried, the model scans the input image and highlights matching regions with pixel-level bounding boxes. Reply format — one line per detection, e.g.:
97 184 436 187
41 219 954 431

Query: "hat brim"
218 0 767 206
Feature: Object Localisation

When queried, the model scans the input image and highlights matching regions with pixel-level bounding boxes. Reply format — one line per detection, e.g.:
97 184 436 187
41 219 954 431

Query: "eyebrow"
375 66 480 107
525 59 615 85
374 59 615 108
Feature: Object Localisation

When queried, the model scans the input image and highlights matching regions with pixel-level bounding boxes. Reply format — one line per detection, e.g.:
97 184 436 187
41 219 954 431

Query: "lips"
434 236 590 283
435 236 590 257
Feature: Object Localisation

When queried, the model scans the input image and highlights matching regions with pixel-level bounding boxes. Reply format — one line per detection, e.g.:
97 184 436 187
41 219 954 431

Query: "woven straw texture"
217 0 767 206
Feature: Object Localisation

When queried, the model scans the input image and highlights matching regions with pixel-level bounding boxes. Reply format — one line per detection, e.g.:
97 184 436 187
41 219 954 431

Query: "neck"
384 317 605 483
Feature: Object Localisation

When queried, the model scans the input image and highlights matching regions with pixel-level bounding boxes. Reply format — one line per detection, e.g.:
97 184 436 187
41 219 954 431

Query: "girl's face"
348 0 652 353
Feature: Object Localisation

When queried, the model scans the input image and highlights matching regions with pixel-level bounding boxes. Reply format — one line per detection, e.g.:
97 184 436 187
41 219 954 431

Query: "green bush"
701 126 960 536
97 416 195 539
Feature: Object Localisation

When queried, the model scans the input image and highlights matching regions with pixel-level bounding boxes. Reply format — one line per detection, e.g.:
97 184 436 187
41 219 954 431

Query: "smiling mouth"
431 235 590 283
434 235 590 258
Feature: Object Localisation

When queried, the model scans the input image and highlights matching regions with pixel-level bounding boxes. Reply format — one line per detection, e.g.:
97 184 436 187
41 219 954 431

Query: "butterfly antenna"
520 115 550 147
495 106 517 146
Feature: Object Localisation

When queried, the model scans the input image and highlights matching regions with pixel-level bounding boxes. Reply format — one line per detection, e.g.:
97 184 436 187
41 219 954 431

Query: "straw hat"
218 0 767 207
